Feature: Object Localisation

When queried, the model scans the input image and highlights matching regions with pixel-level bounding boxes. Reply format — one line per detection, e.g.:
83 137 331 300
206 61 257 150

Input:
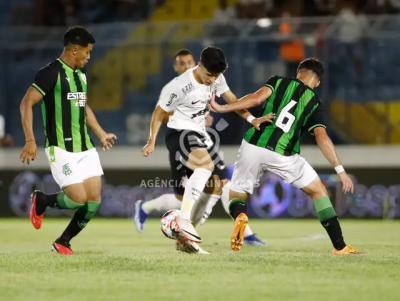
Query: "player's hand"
207 98 224 113
100 133 117 151
20 141 39 165
338 172 354 194
142 141 155 157
252 113 275 130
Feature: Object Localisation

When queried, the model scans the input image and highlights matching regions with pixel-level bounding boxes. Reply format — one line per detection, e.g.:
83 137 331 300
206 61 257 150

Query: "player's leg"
52 148 104 254
30 146 87 230
54 176 102 249
177 147 213 242
228 140 264 251
299 174 362 254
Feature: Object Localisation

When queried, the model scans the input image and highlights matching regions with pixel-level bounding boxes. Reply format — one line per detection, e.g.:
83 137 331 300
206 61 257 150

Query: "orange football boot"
231 213 249 251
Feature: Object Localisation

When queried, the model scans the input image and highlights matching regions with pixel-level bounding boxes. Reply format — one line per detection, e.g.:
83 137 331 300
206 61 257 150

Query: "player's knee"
72 193 87 204
86 190 102 202
303 177 327 200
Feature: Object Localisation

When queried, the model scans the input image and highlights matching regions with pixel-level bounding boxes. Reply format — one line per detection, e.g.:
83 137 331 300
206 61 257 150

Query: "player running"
208 58 362 255
142 46 274 252
20 26 116 255
134 49 266 247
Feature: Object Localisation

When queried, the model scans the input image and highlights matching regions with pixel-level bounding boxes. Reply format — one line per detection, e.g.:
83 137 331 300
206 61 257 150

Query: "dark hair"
63 26 96 47
174 49 193 59
297 58 324 80
200 46 228 75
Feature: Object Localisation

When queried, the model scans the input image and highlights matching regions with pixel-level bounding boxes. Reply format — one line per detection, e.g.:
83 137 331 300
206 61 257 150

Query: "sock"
142 194 181 214
314 196 346 250
221 183 254 238
220 181 231 214
192 193 221 229
59 201 101 243
36 191 84 215
229 198 247 219
180 168 212 220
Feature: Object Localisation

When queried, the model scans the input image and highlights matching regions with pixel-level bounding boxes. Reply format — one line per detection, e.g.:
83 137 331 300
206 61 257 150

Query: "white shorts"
230 140 318 194
45 146 104 189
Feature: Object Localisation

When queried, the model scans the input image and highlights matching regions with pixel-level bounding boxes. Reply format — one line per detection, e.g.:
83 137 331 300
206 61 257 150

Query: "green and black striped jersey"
32 58 94 153
244 76 325 156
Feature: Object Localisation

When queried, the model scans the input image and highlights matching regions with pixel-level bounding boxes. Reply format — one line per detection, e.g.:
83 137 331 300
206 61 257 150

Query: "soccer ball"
160 209 181 240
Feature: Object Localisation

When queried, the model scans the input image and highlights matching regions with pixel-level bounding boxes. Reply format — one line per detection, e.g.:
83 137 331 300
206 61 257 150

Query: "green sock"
59 201 101 242
313 196 336 221
314 196 346 250
56 192 85 210
228 198 247 219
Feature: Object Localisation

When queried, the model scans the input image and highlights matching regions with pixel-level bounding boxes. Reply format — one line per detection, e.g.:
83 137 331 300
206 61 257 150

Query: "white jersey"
157 66 230 136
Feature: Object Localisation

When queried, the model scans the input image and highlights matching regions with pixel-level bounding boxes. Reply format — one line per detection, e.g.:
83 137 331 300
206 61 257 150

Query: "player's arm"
19 87 43 164
309 107 354 194
86 104 117 151
157 84 174 125
142 85 182 157
20 66 57 164
213 87 273 113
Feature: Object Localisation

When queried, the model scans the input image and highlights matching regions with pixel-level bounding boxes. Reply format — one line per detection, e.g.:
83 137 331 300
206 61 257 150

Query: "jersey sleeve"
263 76 279 93
157 84 183 112
32 66 58 96
216 74 230 97
306 103 326 135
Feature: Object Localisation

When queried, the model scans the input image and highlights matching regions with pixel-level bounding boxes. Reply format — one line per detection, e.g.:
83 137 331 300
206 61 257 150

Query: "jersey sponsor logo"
182 82 194 94
191 108 208 119
67 92 86 107
166 93 177 106
67 92 86 100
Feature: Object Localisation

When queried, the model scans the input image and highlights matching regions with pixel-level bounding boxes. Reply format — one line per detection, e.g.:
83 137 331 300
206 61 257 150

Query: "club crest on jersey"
80 73 87 85
182 82 194 94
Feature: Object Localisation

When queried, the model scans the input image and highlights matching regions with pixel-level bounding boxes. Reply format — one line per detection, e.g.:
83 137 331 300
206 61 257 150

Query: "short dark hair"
63 26 96 47
297 58 324 80
174 49 193 59
200 46 228 75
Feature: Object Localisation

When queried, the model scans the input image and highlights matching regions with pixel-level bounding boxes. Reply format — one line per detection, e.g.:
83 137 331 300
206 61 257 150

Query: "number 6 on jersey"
275 100 297 133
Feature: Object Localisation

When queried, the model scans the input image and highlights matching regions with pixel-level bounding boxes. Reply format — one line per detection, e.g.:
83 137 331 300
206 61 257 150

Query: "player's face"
174 54 195 75
197 63 220 86
74 44 93 68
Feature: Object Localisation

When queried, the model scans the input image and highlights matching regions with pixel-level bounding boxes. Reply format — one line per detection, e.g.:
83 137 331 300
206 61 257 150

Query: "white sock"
222 181 255 238
180 168 212 220
142 194 181 214
220 181 231 215
192 193 221 229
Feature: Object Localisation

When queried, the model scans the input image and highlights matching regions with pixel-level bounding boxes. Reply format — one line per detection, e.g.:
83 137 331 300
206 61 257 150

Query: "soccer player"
20 26 116 255
142 46 274 251
208 58 362 254
134 49 266 246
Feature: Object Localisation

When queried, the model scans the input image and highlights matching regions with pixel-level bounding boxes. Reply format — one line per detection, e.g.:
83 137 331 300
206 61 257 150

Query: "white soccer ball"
160 209 181 240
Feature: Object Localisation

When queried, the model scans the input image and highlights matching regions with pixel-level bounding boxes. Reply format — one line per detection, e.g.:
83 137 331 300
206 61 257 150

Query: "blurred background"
0 0 400 220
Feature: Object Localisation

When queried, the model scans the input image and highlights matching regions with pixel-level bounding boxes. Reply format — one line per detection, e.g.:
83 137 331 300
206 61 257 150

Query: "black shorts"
165 128 228 195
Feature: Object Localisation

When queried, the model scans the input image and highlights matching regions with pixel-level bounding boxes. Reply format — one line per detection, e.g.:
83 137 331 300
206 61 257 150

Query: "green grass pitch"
0 218 399 301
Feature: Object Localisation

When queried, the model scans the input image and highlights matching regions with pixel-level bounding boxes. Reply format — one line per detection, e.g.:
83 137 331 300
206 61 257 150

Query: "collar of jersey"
57 58 76 72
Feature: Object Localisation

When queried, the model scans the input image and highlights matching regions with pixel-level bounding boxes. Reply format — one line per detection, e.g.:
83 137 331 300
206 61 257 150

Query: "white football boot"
176 216 202 243
175 239 209 255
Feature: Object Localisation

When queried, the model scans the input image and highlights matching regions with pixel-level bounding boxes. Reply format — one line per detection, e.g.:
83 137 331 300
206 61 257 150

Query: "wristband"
247 115 256 124
334 165 345 174
26 140 35 142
